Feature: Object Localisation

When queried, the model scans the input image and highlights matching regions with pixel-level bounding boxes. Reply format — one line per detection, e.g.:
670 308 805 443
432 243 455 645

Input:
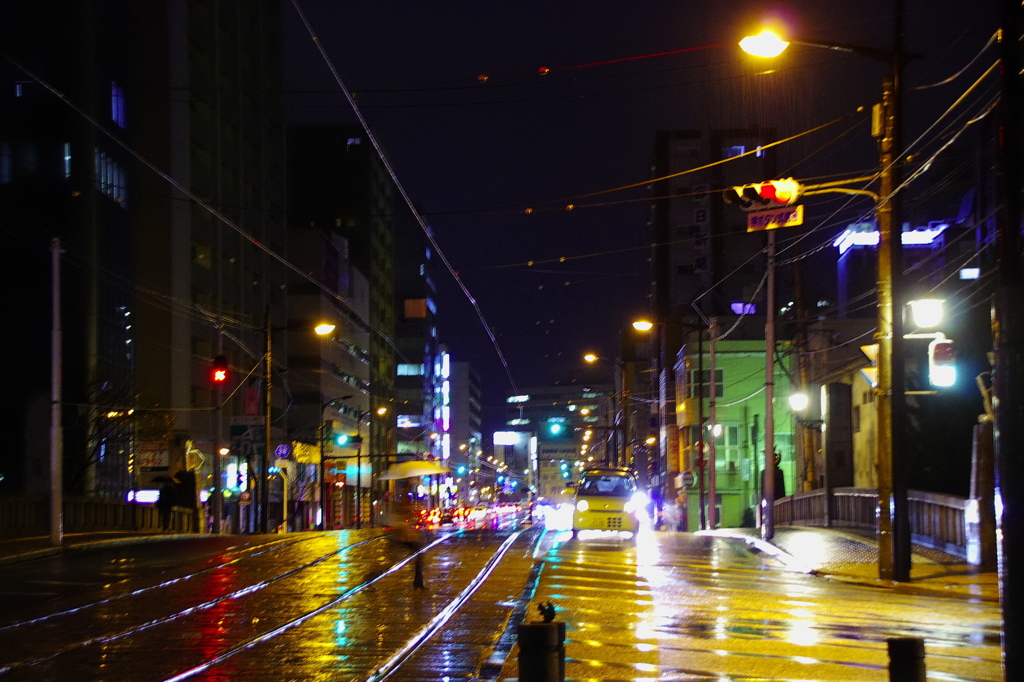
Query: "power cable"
291 0 518 394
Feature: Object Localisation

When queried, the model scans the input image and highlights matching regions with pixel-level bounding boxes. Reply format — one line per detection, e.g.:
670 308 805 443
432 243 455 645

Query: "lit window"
730 302 757 315
722 145 745 158
63 143 71 178
111 82 125 128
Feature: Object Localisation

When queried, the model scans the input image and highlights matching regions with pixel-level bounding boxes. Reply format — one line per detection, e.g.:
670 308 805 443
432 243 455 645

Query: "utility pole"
708 317 717 530
876 0 911 580
213 326 224 534
50 238 63 547
993 0 1024 674
794 262 817 493
696 329 706 530
261 305 272 534
763 230 776 540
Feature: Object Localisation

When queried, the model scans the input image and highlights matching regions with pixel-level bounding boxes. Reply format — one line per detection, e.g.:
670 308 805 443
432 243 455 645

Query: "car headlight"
575 500 589 512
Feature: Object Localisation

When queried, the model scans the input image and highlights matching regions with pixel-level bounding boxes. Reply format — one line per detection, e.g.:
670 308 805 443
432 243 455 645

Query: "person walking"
157 480 175 532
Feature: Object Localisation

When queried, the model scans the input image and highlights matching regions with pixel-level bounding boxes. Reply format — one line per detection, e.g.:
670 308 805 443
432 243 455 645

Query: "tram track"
0 534 318 634
0 527 539 682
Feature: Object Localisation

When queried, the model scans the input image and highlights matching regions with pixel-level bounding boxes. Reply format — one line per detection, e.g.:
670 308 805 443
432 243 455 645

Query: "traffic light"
334 433 362 448
544 420 571 441
722 178 802 211
211 355 229 385
928 338 956 387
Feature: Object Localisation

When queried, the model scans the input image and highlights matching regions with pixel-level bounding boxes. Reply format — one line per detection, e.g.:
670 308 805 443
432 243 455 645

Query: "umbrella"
378 460 450 480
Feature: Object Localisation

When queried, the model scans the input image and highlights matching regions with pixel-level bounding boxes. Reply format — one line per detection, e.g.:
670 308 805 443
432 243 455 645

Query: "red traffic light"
723 178 803 211
211 355 229 384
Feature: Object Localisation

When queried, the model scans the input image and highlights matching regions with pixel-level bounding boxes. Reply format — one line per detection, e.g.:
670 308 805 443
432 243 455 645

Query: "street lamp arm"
787 39 915 65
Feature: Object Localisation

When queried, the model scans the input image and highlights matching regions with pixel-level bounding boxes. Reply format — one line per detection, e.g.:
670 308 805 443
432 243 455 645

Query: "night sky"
282 0 1002 426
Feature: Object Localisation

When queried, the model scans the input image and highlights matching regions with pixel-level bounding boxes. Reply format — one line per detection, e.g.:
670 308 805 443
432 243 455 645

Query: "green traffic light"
335 433 350 447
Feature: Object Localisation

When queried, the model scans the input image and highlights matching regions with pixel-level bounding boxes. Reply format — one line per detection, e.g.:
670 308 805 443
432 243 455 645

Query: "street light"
319 395 353 531
583 352 627 466
741 14 913 580
632 317 712 530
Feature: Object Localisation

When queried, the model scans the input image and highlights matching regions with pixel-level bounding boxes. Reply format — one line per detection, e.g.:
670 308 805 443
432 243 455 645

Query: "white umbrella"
378 460 451 480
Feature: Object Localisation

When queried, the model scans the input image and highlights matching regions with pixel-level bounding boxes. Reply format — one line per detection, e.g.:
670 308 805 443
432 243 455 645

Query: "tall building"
449 361 482 505
1 0 287 505
646 128 777 504
287 125 397 527
394 222 444 463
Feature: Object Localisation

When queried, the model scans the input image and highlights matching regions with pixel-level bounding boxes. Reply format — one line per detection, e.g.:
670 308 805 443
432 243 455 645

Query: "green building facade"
674 338 797 530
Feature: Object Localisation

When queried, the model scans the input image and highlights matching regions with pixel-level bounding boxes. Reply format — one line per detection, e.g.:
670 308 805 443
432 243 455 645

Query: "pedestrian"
157 480 175 531
760 451 786 508
388 490 427 590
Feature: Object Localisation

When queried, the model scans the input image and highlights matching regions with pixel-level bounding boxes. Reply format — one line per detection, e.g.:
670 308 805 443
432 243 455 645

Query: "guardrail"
0 496 196 538
773 487 971 558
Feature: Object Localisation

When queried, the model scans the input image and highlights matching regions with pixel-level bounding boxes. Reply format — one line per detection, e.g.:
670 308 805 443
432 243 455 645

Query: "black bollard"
517 621 566 682
887 636 925 681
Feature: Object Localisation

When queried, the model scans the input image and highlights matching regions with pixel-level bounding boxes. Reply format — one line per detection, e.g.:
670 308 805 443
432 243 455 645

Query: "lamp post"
741 6 912 579
319 394 352 531
583 352 627 466
632 318 710 530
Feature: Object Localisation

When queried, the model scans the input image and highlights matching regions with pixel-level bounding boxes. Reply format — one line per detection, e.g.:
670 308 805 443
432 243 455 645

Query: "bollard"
887 636 926 682
517 621 566 682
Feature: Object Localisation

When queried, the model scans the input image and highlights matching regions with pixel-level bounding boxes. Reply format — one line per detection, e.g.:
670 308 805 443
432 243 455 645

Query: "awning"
378 460 451 480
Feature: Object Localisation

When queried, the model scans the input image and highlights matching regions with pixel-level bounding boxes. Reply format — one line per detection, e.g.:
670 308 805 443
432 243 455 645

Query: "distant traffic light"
545 420 571 440
334 433 363 448
211 355 229 385
928 338 956 387
723 178 803 211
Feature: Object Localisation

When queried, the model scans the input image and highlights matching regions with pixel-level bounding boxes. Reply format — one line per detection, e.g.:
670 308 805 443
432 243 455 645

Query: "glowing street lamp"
742 18 914 580
739 29 789 58
909 299 943 329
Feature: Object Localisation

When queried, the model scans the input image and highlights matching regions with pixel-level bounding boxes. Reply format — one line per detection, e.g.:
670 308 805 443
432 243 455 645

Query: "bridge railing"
773 487 971 558
0 496 196 538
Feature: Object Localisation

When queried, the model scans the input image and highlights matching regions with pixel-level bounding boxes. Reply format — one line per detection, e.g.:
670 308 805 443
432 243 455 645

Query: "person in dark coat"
760 451 786 505
157 481 175 531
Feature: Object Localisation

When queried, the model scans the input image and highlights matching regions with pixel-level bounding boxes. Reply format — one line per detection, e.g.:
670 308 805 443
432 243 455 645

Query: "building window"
398 363 425 376
111 82 126 128
0 143 10 184
722 145 745 159
687 369 724 399
94 149 127 207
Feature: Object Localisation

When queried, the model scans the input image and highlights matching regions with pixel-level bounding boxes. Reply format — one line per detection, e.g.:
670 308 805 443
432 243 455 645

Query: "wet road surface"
0 525 1003 681
499 528 1002 681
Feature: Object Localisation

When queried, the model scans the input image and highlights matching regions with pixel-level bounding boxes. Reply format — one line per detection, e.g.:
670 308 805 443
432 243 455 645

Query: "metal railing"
773 487 969 557
0 496 196 538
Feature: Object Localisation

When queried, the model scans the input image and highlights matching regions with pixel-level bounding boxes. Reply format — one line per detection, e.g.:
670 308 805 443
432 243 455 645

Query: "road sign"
239 490 252 504
680 470 697 489
275 443 291 459
746 204 804 232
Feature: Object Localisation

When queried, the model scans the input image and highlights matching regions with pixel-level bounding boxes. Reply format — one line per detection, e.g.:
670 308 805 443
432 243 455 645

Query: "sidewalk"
708 525 1000 601
0 531 207 566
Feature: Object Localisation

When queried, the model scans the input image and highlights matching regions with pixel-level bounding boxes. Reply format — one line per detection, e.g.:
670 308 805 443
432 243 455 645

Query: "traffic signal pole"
261 305 272 534
993 1 1024 675
213 331 224 533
